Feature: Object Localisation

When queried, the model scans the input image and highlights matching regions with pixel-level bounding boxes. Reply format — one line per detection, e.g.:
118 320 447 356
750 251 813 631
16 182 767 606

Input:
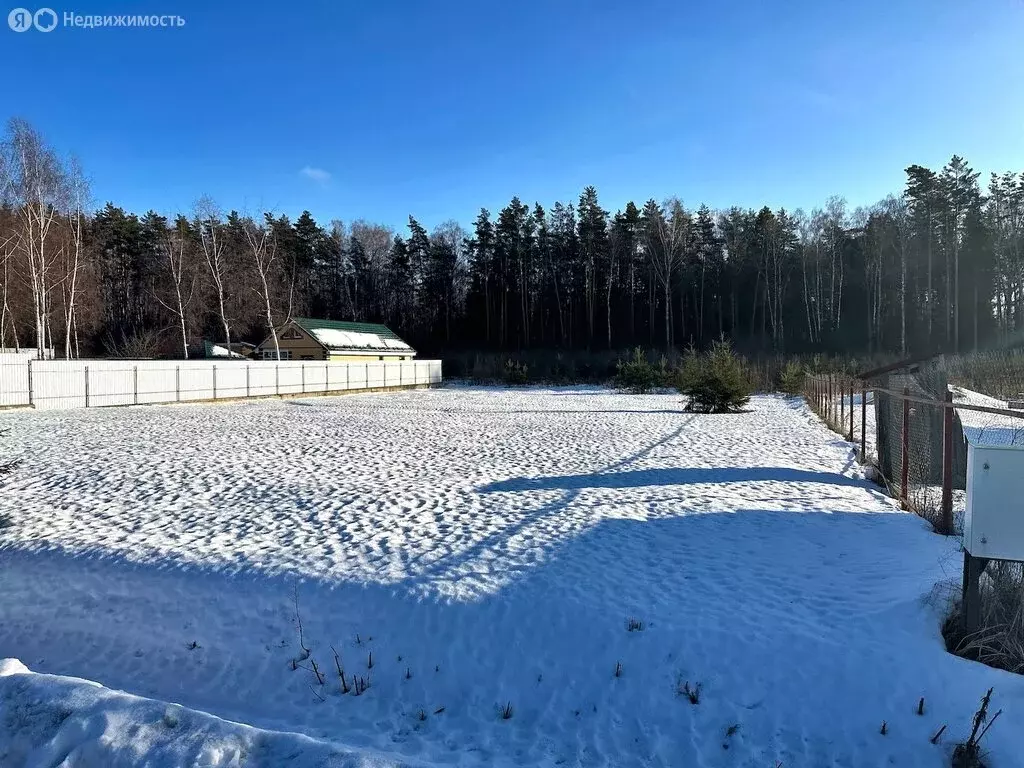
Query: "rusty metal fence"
804 372 1024 536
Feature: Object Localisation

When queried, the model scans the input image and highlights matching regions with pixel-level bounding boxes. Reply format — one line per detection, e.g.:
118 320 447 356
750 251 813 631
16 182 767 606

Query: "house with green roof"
255 318 416 362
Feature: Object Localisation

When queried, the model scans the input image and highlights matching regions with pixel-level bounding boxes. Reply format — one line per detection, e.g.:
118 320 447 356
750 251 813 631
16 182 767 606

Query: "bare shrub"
290 586 310 667
678 679 701 705
952 688 1002 768
352 675 370 696
945 562 1024 674
104 327 164 358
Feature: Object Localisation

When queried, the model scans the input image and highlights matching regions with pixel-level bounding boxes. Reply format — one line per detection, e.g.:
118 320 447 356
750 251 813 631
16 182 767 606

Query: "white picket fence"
0 357 442 410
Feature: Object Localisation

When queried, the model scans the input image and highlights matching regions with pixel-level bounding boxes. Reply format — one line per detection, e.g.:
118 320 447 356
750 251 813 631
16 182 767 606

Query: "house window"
262 349 293 360
281 328 303 340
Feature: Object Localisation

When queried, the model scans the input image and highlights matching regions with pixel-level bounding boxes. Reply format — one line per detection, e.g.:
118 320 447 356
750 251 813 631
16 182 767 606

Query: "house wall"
257 325 327 360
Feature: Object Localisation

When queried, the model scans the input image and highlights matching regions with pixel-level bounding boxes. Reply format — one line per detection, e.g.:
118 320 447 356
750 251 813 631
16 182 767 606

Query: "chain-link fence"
804 372 875 462
805 367 1024 536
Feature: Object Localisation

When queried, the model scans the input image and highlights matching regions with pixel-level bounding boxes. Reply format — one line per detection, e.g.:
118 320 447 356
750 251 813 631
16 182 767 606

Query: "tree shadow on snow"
478 466 869 494
0 505 979 768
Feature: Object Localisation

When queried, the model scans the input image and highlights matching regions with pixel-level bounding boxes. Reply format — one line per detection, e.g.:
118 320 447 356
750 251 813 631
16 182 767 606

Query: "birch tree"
60 156 88 358
4 118 66 358
642 198 688 349
194 196 231 351
154 215 196 359
244 214 281 360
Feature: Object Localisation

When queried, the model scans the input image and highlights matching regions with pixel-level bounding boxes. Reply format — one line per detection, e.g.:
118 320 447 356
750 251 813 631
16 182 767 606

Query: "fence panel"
137 365 178 404
33 361 86 409
305 363 328 393
249 365 277 397
0 359 31 407
88 365 135 408
348 362 368 390
401 361 415 386
215 365 248 399
326 363 347 392
178 366 214 401
368 362 385 388
277 364 304 395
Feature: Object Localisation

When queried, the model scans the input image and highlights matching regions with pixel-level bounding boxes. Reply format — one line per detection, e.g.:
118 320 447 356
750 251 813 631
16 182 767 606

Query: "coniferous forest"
2 117 1023 362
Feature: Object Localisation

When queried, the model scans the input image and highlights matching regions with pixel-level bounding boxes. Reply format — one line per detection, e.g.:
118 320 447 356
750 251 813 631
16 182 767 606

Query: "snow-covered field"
0 388 1021 767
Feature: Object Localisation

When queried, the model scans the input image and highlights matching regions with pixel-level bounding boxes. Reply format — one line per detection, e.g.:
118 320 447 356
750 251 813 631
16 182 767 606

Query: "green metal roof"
291 318 404 341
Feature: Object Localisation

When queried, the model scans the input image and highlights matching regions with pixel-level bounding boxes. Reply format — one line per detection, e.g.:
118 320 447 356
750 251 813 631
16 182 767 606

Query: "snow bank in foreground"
0 658 409 767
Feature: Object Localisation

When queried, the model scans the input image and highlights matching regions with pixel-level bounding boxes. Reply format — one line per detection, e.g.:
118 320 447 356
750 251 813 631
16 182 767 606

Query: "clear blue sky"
3 0 1022 229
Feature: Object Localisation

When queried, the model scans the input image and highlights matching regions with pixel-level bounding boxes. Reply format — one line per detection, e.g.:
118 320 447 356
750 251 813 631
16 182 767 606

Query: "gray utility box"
964 442 1024 560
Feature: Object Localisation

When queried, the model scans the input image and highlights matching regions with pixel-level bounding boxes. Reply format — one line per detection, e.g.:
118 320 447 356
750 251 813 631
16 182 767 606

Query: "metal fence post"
840 378 845 427
26 358 33 407
832 375 837 426
301 363 306 393
366 362 369 389
860 382 867 462
826 374 831 424
400 362 403 387
848 381 854 441
212 364 218 400
900 386 910 508
834 376 839 426
175 365 180 402
246 365 251 398
275 363 280 396
324 362 329 393
134 365 139 406
84 365 90 408
941 389 954 535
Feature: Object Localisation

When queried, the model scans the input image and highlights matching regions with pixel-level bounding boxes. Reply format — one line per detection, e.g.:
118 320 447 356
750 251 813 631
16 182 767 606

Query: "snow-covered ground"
0 388 1021 767
953 386 1024 447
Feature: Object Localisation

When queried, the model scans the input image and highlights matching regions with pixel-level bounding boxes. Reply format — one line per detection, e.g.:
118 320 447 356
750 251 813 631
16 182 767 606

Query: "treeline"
1 116 1022 360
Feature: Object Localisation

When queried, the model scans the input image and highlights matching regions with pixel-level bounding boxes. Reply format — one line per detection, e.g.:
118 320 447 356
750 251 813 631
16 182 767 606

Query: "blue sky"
2 0 1022 229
